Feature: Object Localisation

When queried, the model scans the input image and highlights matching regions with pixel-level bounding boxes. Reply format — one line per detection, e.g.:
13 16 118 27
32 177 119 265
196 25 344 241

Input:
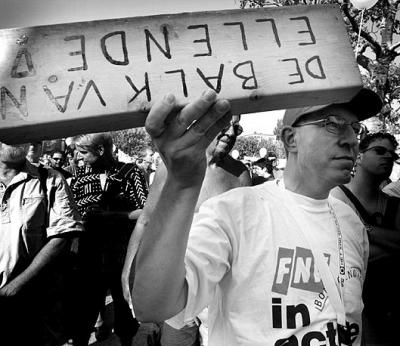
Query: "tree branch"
342 4 382 57
359 43 369 55
356 54 373 72
389 41 400 54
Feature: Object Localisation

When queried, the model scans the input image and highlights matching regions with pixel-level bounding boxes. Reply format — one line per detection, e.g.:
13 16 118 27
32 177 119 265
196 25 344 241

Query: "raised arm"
0 237 70 297
132 91 231 322
122 163 167 307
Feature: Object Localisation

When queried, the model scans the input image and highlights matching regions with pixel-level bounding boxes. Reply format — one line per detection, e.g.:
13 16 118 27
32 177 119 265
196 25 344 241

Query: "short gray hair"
73 133 113 155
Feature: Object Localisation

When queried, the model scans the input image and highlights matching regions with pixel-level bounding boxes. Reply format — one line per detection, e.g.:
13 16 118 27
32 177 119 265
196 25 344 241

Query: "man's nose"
339 126 359 148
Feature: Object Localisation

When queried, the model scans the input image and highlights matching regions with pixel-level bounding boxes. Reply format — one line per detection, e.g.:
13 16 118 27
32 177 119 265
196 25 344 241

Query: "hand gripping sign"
0 5 362 144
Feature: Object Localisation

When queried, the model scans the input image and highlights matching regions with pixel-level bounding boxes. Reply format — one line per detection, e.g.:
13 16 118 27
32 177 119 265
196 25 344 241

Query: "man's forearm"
122 217 146 306
132 178 201 322
0 237 69 296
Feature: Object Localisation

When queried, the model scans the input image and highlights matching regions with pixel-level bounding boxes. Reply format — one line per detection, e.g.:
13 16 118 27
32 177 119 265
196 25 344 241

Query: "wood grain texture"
0 5 361 144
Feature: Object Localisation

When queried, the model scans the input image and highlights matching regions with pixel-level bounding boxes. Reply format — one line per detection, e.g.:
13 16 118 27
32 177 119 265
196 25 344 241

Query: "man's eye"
327 121 340 128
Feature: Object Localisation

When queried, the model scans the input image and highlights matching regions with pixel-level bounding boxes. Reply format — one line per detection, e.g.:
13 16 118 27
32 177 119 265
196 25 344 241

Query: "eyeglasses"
294 115 366 138
361 146 399 161
52 157 62 161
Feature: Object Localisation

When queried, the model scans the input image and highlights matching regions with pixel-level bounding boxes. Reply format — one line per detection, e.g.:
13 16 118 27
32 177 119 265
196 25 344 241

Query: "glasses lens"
325 116 363 137
351 122 362 135
325 117 342 134
373 147 387 155
370 146 399 160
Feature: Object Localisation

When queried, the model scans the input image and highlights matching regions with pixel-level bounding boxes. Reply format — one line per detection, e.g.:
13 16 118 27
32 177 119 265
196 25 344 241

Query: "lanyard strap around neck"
282 188 347 326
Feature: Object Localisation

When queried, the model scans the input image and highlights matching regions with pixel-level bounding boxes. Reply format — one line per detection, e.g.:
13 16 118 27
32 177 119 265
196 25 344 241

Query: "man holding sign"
131 87 381 345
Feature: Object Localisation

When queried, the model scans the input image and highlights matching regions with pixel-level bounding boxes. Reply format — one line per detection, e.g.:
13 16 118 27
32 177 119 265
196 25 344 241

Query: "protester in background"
0 143 83 346
122 115 251 345
40 153 52 166
69 133 148 346
131 88 381 345
26 142 42 164
64 146 82 177
251 153 277 185
136 147 154 185
51 150 73 179
331 132 400 346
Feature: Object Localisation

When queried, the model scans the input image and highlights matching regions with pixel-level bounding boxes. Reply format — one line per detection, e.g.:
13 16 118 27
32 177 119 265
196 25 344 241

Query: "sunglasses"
361 146 399 161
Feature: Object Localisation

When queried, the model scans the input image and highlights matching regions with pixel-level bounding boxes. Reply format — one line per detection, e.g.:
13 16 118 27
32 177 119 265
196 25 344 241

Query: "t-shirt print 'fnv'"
170 181 368 346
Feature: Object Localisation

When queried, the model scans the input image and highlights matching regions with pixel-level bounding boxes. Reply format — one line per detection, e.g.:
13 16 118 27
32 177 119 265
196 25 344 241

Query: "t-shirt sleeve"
47 172 84 237
167 196 235 328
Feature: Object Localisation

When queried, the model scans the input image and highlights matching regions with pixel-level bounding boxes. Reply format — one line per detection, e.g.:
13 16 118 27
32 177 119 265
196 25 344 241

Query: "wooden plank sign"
0 5 362 144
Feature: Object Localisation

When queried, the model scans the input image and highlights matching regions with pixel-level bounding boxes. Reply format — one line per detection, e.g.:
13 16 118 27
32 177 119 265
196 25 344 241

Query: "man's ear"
280 126 298 153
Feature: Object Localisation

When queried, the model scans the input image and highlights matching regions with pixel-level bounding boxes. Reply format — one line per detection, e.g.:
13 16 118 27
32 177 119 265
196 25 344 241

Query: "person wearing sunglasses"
131 88 381 346
51 150 73 179
331 132 400 346
122 114 251 345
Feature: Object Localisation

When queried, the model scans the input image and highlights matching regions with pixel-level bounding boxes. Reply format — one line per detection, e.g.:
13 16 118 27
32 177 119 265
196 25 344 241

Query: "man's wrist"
165 173 204 191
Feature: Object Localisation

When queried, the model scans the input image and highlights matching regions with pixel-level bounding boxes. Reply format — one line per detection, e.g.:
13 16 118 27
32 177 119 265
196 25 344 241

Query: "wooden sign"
0 5 362 144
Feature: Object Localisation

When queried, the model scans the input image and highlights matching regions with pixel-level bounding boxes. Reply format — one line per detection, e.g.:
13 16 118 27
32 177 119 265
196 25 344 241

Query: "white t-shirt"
169 181 368 346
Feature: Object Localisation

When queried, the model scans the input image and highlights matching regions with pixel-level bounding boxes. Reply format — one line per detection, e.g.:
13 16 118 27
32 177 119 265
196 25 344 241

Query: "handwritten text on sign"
0 5 361 144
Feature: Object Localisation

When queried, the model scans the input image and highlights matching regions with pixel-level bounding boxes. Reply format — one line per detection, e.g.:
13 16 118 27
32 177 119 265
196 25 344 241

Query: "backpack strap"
37 164 56 227
38 164 48 201
338 185 376 225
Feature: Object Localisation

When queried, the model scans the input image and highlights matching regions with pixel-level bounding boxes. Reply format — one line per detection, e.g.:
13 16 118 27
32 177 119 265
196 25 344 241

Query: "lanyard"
328 203 346 290
281 186 347 326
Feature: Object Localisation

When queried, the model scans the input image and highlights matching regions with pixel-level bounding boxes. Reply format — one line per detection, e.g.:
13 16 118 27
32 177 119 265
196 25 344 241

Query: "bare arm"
132 91 231 322
0 171 82 297
122 164 167 306
0 237 70 297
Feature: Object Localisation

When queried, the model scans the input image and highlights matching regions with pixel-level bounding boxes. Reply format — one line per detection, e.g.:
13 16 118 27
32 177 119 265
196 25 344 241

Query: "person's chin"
335 170 352 185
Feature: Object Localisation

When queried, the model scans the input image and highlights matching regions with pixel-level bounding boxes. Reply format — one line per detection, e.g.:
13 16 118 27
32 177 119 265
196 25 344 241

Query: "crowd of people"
0 87 400 346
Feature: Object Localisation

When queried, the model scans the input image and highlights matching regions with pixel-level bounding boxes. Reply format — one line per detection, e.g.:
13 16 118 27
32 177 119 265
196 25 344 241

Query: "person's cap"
283 88 382 126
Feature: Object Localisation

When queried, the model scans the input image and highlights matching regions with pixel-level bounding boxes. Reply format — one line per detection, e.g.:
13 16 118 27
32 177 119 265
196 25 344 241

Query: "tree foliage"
234 135 286 158
110 127 154 157
239 0 400 133
273 118 284 140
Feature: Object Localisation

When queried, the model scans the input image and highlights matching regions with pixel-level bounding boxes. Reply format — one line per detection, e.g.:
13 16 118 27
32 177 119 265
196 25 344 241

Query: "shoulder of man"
204 180 265 207
329 193 365 225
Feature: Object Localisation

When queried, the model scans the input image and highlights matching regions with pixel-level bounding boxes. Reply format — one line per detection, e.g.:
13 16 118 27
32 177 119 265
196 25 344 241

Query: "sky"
0 0 283 135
